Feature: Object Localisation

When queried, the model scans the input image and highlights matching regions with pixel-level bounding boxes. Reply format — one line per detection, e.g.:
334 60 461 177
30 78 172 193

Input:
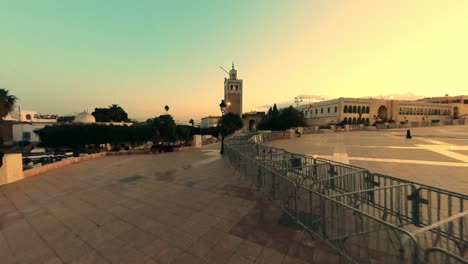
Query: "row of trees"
35 113 197 150
257 104 306 130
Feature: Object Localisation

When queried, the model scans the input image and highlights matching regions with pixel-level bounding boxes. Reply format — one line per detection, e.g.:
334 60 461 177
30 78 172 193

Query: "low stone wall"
107 150 150 156
15 146 202 182
0 153 23 185
270 130 294 140
24 153 107 178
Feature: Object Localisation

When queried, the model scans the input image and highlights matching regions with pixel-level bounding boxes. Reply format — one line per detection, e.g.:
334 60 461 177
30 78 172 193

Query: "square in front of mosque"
266 125 468 194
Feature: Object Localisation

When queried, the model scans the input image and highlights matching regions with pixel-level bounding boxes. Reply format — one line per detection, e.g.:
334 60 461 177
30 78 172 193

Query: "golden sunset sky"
1 1 467 122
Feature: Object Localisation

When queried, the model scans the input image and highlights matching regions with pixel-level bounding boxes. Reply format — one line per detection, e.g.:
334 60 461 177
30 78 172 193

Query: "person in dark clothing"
150 143 157 154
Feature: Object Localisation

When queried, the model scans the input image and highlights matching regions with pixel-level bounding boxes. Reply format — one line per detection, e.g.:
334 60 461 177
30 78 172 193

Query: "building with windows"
417 95 468 120
8 109 58 143
9 109 58 123
297 96 467 127
224 63 243 115
201 116 221 128
10 110 133 143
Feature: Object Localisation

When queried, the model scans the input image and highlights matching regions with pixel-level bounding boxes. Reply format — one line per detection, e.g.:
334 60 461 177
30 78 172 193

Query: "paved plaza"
0 145 346 264
267 126 468 194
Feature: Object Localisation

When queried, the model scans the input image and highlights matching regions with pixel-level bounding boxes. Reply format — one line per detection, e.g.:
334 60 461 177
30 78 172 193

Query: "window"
464 100 468 104
366 106 370 113
320 108 323 114
327 107 330 113
23 132 31 141
230 85 233 90
343 117 348 124
352 106 357 113
26 114 32 120
334 106 337 113
235 85 238 90
344 105 348 113
315 109 318 114
357 106 361 114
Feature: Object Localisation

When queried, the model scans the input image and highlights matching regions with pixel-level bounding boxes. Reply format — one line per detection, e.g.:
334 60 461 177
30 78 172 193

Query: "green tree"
108 104 129 122
92 104 129 122
176 125 192 143
278 106 306 129
220 113 243 136
164 105 170 115
258 105 306 131
35 124 152 150
0 88 17 120
189 119 194 127
267 107 273 115
150 117 161 142
158 114 176 142
272 103 279 113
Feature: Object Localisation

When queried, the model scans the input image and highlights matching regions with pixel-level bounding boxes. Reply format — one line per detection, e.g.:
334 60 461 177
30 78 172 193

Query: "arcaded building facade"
298 96 467 126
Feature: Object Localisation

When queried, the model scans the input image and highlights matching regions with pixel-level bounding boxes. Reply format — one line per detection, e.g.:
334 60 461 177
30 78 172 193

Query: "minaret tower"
224 62 243 115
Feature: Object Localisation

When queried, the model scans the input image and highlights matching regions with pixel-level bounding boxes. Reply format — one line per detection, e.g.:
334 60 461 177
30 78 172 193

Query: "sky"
1 0 468 123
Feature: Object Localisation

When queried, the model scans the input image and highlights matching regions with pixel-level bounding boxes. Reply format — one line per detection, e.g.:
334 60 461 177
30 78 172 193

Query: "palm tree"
189 119 194 127
0 88 17 120
164 105 169 115
109 104 122 111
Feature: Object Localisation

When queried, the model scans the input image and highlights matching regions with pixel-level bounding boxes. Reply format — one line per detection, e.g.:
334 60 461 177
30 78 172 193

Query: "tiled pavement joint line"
0 191 19 262
332 135 350 164
191 155 222 168
0 184 68 263
416 144 468 163
356 146 422 149
417 138 451 145
414 137 468 163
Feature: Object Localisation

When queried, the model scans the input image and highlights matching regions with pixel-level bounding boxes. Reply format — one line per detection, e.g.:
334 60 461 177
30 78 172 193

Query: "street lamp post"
219 100 226 155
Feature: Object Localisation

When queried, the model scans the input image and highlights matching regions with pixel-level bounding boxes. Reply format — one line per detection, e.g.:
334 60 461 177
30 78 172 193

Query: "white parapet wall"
0 153 24 185
192 135 202 148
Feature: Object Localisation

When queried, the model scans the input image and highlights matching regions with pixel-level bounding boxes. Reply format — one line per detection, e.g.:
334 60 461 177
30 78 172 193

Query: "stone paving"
0 145 346 264
267 126 468 194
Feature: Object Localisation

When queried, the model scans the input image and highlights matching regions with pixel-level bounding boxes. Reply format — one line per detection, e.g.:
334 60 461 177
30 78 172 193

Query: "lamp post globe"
219 100 226 154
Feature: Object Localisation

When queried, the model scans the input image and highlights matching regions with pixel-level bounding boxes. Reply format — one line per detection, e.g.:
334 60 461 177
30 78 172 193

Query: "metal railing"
223 132 468 264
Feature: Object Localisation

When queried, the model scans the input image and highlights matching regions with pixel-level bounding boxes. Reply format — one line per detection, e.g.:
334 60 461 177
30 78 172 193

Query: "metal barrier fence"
223 132 468 264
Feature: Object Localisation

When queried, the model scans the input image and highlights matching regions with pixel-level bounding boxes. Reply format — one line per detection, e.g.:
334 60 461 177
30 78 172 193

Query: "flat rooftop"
0 145 345 263
267 125 468 194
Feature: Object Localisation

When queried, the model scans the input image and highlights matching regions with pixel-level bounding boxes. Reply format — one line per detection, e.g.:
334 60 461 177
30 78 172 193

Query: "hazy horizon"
1 1 468 123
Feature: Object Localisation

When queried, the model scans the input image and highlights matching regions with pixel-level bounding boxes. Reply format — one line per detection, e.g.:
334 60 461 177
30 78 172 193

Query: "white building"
10 109 58 123
73 111 133 126
12 123 52 143
9 109 58 142
201 116 221 128
296 96 467 127
11 110 133 143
